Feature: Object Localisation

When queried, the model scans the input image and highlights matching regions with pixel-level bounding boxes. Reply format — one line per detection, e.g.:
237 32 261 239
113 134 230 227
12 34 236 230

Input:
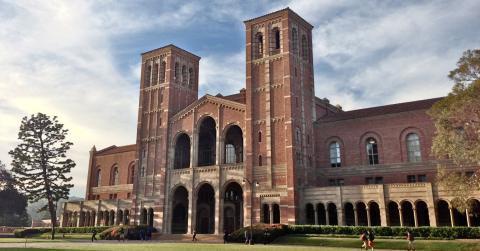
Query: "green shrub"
99 225 155 240
285 225 480 239
14 228 49 238
228 224 286 243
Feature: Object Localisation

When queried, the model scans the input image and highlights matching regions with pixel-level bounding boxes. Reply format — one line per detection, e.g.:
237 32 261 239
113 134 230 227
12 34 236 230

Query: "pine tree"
9 113 75 240
0 161 29 227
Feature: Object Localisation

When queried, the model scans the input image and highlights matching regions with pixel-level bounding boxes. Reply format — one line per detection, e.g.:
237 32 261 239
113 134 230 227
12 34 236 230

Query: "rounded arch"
262 204 270 224
127 161 135 184
174 132 191 169
355 201 368 226
344 202 355 226
436 199 451 226
197 116 217 167
223 124 243 164
327 203 338 225
325 136 344 168
399 127 426 162
316 203 326 225
387 201 400 226
305 203 315 225
95 167 102 187
254 32 264 59
171 184 188 233
415 200 430 226
400 200 415 226
368 201 381 226
467 198 480 226
196 182 215 233
272 203 280 224
359 131 383 165
223 181 243 232
109 164 120 186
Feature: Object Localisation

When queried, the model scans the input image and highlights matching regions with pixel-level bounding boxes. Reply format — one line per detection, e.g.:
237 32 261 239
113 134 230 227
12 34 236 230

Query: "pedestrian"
244 230 249 245
406 231 415 251
140 228 146 241
117 227 124 242
146 226 152 241
360 231 367 250
263 228 269 245
91 229 97 242
367 230 375 250
124 227 129 241
192 230 198 242
223 230 228 244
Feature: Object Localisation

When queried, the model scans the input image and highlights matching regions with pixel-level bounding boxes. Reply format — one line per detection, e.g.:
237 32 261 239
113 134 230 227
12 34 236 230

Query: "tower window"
329 141 341 167
301 35 308 60
292 28 298 55
182 65 187 85
160 61 166 83
270 27 280 55
406 133 421 162
366 137 379 165
95 168 101 187
152 62 159 85
254 32 263 59
258 131 262 143
188 68 194 88
258 155 263 166
144 64 152 87
110 166 119 186
174 62 179 81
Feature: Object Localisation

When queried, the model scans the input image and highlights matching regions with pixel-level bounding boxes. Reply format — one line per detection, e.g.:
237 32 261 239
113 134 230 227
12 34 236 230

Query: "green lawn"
0 233 91 243
273 235 480 251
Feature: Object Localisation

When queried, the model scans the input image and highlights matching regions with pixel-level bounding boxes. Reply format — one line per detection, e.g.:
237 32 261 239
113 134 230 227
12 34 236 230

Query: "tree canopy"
0 161 29 227
9 113 75 239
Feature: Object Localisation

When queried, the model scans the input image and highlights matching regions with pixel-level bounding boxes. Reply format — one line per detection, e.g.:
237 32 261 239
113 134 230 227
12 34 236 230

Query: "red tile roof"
317 97 443 123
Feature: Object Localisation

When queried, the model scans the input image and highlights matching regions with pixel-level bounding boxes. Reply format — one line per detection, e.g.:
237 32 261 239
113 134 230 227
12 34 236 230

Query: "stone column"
466 209 471 227
337 208 344 226
449 207 455 227
428 205 437 227
354 208 358 226
413 206 418 227
188 190 195 234
366 206 371 227
380 206 388 227
96 200 102 226
314 207 319 225
269 204 274 224
326 210 330 225
215 187 221 234
399 206 404 227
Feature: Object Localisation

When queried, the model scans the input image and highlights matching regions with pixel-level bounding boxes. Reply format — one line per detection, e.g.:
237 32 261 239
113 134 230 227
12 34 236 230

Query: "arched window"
188 68 194 88
258 155 263 166
152 62 159 85
144 64 151 87
128 166 135 184
140 166 145 177
95 169 101 187
292 28 298 55
254 32 263 59
329 142 341 167
366 138 379 165
160 61 166 83
258 131 262 143
174 62 179 81
406 133 421 162
270 27 280 54
182 65 187 85
110 166 119 185
301 35 308 60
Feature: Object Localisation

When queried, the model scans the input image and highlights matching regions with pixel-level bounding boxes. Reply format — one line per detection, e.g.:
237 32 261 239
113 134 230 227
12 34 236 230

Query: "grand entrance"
171 186 189 233
196 183 215 233
223 182 243 233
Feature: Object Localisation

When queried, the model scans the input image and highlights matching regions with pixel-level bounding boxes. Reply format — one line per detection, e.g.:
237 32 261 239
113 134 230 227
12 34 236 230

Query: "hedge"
14 226 111 238
99 225 156 240
286 225 480 239
228 224 286 243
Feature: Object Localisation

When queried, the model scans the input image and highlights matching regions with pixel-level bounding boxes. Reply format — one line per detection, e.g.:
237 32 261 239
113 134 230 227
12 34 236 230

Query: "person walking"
223 230 228 244
360 231 368 250
244 230 249 245
367 230 375 250
192 230 198 242
91 229 97 242
406 231 415 251
263 229 269 245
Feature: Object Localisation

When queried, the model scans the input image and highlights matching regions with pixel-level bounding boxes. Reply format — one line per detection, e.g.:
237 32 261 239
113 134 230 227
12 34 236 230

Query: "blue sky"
0 0 479 197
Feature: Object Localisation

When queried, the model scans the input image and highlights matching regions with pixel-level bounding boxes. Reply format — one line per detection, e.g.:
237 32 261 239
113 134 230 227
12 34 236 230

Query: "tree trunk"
48 198 56 240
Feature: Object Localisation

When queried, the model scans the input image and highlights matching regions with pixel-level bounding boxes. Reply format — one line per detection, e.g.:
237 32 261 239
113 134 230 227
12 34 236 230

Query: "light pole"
242 177 259 245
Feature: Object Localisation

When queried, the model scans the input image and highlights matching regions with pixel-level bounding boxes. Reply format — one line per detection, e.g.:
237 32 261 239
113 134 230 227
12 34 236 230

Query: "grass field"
273 235 480 251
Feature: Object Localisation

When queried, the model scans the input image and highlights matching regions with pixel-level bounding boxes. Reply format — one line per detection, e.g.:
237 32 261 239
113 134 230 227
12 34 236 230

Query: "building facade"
61 8 480 232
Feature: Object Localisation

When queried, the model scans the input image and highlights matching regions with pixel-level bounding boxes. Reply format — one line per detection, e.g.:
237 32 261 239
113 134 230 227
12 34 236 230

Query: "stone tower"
244 8 316 224
134 45 200 231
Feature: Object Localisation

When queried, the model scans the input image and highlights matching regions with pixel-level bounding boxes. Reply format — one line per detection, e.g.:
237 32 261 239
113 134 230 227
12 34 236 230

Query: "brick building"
61 8 480 232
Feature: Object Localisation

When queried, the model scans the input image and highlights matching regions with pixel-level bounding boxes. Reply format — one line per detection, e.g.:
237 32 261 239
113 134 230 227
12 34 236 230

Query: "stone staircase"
152 233 223 243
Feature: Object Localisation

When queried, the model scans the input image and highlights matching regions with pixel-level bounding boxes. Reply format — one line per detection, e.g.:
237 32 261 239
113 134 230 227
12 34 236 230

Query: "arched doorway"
140 208 147 225
196 183 215 233
148 208 154 227
388 201 400 226
401 201 414 227
174 134 190 169
172 186 189 233
103 211 109 226
262 204 270 224
223 182 243 233
415 201 430 226
123 210 129 225
305 203 315 225
317 203 326 225
117 210 123 225
198 117 216 166
356 202 368 226
369 202 381 226
272 204 280 224
224 125 243 164
327 203 338 225
344 202 355 226
437 200 451 226
91 211 96 226
468 199 480 226
109 210 115 226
